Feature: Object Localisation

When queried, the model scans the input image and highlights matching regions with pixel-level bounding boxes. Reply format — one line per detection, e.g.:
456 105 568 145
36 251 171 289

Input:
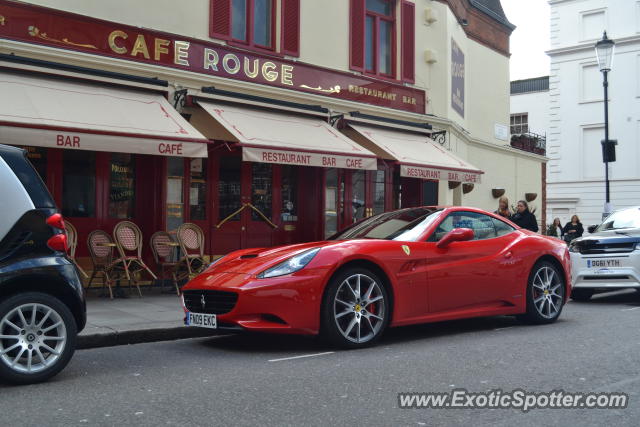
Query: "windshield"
597 207 640 232
329 208 442 241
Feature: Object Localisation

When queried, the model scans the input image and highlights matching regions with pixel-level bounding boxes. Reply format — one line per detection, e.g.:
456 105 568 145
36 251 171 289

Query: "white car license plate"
586 259 622 269
185 312 217 329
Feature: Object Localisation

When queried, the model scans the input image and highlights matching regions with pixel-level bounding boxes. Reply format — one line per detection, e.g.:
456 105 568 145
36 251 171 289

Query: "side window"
492 217 516 237
428 211 498 241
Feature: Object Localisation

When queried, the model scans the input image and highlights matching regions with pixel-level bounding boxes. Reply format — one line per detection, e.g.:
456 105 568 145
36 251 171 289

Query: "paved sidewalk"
78 289 216 349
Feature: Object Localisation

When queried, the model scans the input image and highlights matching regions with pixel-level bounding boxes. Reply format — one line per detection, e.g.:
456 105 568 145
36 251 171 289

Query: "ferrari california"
181 206 571 348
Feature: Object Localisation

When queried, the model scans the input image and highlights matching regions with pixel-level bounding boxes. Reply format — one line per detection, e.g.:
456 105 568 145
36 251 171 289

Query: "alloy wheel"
0 303 67 374
333 274 386 344
532 266 563 319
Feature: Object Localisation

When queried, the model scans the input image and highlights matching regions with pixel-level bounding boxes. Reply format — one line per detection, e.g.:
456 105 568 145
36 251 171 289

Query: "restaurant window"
62 151 96 218
211 0 299 56
510 113 529 135
167 158 184 231
281 165 298 222
189 159 207 221
373 169 386 215
365 0 394 76
324 168 344 238
351 170 366 222
109 154 136 219
218 156 242 221
251 163 272 221
422 180 438 206
232 0 273 48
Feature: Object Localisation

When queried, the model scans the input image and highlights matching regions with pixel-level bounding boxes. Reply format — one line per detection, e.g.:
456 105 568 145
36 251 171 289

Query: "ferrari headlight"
257 248 320 279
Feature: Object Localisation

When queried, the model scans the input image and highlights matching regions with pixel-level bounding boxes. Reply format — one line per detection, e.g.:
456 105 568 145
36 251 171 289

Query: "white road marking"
621 307 640 311
268 351 335 362
493 326 515 331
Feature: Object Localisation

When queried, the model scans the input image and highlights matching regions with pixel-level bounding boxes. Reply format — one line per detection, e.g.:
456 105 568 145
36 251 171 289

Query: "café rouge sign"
0 1 426 114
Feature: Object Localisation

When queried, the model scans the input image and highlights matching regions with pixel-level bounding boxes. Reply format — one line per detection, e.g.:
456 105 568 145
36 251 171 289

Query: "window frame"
510 113 529 135
230 0 277 53
364 0 397 79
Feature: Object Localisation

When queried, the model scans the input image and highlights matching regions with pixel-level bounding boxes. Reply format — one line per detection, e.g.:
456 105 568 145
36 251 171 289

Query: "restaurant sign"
0 1 426 114
400 164 482 184
243 147 377 170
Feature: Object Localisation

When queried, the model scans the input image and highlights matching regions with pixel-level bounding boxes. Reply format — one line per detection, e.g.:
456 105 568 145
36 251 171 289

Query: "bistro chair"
86 230 119 299
65 220 88 278
113 221 158 297
150 231 184 295
176 223 206 277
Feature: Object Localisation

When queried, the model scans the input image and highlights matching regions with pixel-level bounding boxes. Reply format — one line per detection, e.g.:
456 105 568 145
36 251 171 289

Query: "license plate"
586 259 622 268
185 311 217 329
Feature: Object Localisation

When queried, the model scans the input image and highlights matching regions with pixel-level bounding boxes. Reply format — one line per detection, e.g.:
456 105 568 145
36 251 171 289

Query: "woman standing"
494 196 511 219
510 200 539 232
563 215 584 243
549 217 564 238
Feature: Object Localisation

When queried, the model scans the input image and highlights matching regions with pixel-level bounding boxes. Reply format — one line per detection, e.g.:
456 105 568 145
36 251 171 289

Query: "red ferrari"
182 206 571 348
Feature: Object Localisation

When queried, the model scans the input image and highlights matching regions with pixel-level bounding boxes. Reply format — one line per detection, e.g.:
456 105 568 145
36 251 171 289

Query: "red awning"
0 72 209 157
347 124 483 183
195 101 377 170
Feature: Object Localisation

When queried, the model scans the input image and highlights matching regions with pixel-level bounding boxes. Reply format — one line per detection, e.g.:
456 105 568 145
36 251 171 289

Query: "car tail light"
47 233 68 252
46 213 66 230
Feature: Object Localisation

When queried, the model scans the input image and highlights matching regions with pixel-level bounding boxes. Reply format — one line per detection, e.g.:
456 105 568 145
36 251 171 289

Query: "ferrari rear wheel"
520 261 565 324
321 268 389 349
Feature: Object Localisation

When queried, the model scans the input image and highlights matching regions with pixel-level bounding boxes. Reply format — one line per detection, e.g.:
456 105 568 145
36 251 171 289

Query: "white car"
569 206 640 301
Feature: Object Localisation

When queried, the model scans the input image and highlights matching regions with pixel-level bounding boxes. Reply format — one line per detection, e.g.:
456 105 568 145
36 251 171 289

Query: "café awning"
346 124 483 183
0 72 209 157
194 101 377 170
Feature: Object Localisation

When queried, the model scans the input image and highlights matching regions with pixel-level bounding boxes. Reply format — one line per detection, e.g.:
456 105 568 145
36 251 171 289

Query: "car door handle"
504 251 513 259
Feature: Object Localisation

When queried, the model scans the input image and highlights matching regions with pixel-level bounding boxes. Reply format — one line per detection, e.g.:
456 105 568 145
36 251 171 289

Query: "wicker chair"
87 230 119 299
176 223 206 276
65 220 88 278
150 231 184 295
113 221 157 297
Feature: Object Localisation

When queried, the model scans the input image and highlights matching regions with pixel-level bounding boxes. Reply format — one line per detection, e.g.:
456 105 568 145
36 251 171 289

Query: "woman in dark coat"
511 200 539 232
563 215 584 243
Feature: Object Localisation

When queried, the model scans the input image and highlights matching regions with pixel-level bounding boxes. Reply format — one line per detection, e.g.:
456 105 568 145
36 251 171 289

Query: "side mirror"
436 228 474 249
587 225 598 233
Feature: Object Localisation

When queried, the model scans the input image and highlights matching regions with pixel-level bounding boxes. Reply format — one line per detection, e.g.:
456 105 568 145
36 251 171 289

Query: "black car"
0 144 86 384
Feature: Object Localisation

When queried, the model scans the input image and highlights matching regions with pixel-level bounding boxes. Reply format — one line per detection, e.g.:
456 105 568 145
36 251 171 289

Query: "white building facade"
547 0 640 227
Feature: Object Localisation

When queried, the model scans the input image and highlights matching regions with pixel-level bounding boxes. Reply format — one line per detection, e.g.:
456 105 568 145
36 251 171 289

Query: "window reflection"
373 170 385 215
189 158 207 221
232 0 247 41
281 165 298 222
167 158 184 231
62 150 95 218
251 163 272 221
351 170 366 222
218 157 241 222
254 0 272 47
109 153 135 219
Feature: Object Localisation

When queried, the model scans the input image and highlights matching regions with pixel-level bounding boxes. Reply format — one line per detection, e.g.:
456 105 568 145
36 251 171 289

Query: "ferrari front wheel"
520 261 565 324
321 268 389 349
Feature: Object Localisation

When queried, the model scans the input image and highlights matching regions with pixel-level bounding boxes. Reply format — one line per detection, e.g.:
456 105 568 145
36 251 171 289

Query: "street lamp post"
595 31 615 220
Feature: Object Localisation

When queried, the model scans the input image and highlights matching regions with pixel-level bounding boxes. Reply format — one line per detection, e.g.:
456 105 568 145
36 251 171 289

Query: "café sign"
0 1 426 114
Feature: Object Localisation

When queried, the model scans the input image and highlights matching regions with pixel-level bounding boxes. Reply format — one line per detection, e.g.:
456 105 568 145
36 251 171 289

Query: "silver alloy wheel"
0 303 67 374
532 266 563 319
333 273 385 344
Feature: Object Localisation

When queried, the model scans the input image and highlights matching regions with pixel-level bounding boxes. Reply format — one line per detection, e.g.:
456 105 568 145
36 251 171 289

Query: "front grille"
578 243 635 254
583 275 630 281
183 290 238 315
